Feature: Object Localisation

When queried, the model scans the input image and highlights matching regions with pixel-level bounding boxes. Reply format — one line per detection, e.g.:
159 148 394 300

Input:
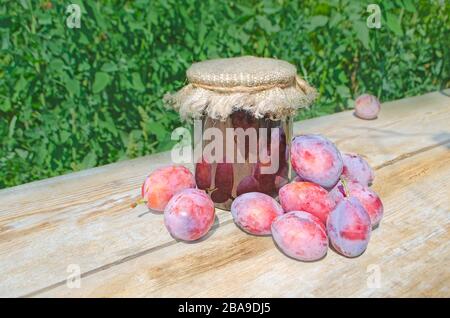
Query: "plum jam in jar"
165 56 316 210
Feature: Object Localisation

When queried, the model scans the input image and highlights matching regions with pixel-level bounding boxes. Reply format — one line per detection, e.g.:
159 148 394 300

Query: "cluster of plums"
139 134 383 261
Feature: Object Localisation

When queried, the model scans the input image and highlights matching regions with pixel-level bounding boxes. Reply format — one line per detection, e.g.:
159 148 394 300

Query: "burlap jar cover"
165 56 317 209
164 56 317 120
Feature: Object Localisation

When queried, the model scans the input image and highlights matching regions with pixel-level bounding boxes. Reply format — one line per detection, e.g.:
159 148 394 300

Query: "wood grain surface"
0 90 449 297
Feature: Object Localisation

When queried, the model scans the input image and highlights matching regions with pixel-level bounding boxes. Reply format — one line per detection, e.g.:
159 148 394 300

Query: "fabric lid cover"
164 56 316 120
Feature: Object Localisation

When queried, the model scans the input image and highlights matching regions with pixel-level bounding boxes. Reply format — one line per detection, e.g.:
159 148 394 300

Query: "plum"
274 175 289 191
236 175 261 197
355 94 381 120
329 180 383 227
279 181 336 224
195 159 212 190
272 211 328 261
231 192 284 235
329 180 348 204
253 162 276 195
164 188 215 241
290 134 343 188
213 162 234 202
231 110 257 130
327 197 371 257
141 165 196 212
342 153 374 186
210 189 230 203
274 163 289 191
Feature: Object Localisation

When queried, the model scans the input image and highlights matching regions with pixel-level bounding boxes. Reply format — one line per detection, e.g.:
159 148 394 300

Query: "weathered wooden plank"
38 145 450 297
0 90 448 297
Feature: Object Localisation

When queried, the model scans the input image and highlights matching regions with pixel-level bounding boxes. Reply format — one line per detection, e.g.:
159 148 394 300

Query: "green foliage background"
0 0 448 189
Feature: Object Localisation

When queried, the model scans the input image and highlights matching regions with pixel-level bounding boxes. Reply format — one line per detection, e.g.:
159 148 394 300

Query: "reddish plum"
210 189 230 203
253 162 276 195
272 211 328 261
327 197 371 257
279 181 336 224
274 165 289 190
236 175 261 196
290 134 343 188
195 159 212 190
274 175 289 190
342 153 374 186
355 94 380 120
214 162 234 201
164 188 215 241
330 180 383 227
141 165 196 212
231 192 284 235
231 110 257 130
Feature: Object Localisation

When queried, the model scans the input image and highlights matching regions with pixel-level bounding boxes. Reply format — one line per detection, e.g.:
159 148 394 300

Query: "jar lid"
187 56 296 89
164 56 317 120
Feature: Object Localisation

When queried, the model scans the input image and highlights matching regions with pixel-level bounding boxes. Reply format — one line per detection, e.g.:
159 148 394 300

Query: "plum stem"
339 176 350 197
130 198 147 209
208 187 218 194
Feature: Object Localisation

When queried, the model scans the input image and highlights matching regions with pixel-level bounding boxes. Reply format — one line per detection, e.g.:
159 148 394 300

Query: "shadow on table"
433 132 450 149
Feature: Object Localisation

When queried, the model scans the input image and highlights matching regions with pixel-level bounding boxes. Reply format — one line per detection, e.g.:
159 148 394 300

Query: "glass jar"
165 56 316 210
194 110 293 210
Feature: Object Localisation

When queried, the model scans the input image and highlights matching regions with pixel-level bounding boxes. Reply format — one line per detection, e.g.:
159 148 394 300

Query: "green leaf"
256 16 279 33
329 13 343 28
99 113 118 136
336 85 350 98
19 0 28 9
354 21 369 49
347 99 356 109
60 130 71 143
101 62 118 72
132 72 145 92
1 29 10 50
14 76 27 93
81 151 97 169
92 72 111 93
0 98 11 112
65 78 80 96
147 121 166 141
8 115 17 138
338 71 348 83
16 148 28 159
402 0 417 13
386 13 403 36
308 16 329 31
38 14 52 25
49 59 64 72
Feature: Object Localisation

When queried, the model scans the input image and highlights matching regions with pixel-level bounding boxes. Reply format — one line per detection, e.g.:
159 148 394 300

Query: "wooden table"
1 91 449 298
